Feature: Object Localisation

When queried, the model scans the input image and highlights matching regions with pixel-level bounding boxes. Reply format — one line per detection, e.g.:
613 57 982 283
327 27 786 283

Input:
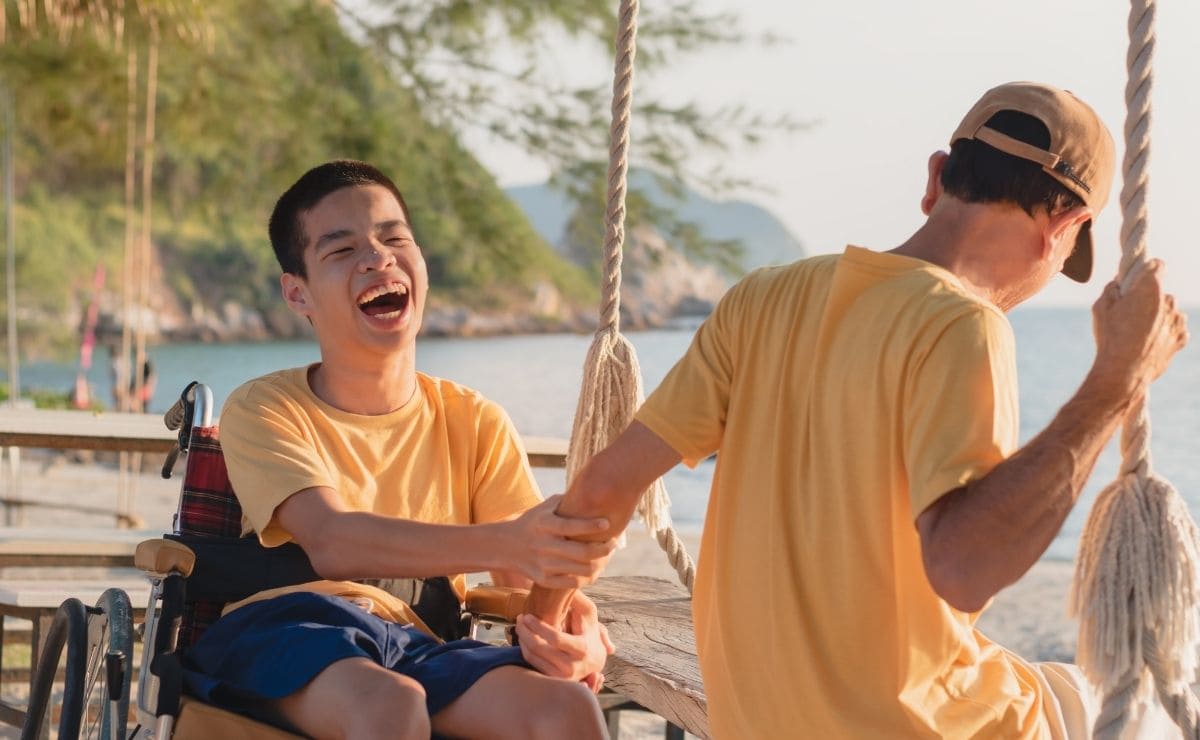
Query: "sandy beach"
0 452 1082 738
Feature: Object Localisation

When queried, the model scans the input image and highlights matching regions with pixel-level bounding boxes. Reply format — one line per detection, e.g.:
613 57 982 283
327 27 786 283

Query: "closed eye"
324 246 354 259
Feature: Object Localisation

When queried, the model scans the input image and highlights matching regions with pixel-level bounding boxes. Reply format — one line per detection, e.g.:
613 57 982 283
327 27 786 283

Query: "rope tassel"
566 327 695 591
1071 460 1200 738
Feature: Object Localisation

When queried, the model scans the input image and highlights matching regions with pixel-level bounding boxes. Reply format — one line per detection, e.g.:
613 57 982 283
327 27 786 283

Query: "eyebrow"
313 220 410 251
375 219 409 235
314 229 354 251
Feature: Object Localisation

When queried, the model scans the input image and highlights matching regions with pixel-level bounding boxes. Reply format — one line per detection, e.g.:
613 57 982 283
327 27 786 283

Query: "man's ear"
280 272 312 318
921 151 950 215
1043 206 1092 258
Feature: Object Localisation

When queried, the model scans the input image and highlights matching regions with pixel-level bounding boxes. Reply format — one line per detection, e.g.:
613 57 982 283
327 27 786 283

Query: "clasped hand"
516 591 615 692
504 494 617 589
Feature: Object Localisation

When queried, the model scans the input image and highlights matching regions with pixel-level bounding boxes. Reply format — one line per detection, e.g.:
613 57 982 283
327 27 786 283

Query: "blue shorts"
182 592 528 726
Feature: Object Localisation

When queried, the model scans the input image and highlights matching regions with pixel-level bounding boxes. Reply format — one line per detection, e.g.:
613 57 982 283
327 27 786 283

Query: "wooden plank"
0 408 177 452
0 527 157 568
0 579 151 609
523 435 568 468
0 408 568 466
586 576 708 739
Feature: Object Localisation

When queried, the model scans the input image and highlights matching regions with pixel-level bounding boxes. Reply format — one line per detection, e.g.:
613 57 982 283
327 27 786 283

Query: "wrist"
475 520 514 574
1080 365 1141 415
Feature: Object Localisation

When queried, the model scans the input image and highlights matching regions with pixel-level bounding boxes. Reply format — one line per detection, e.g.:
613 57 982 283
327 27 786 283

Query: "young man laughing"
182 160 615 740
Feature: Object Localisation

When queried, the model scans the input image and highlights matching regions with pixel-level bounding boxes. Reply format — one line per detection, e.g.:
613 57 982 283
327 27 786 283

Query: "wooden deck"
588 576 707 738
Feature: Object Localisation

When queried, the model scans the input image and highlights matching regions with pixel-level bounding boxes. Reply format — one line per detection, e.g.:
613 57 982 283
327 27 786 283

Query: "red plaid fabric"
178 426 243 538
177 425 242 647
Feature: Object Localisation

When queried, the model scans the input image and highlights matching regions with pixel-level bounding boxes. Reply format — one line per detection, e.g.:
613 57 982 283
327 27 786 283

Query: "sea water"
16 307 1200 562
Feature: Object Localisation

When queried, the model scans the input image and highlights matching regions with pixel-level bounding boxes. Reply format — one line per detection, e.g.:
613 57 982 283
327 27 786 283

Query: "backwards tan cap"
951 81 1116 282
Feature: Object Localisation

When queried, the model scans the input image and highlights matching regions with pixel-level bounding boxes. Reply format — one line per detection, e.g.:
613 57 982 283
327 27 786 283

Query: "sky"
464 0 1200 307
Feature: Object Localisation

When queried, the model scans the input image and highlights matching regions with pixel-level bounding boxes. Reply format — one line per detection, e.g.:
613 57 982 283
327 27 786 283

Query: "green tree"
0 0 795 358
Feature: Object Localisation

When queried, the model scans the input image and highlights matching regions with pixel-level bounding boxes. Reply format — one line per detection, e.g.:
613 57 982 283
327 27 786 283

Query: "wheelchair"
20 382 529 740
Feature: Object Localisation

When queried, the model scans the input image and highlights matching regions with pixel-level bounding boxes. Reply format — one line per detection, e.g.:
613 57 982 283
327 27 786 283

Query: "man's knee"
525 680 605 740
349 672 430 740
281 661 430 740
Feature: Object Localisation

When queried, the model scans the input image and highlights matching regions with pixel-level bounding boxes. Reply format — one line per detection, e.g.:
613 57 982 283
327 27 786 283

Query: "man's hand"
1091 259 1189 401
515 592 615 691
500 495 617 589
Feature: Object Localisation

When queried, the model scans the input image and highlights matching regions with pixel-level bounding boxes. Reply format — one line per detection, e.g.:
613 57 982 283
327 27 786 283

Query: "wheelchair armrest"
465 585 529 622
136 539 197 578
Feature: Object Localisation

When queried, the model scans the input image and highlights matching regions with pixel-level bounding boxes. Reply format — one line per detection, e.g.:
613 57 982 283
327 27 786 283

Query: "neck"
889 203 1027 312
309 348 418 415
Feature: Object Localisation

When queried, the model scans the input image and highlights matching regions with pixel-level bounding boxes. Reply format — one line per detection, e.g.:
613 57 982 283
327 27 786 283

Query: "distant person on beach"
182 161 614 739
109 353 157 412
542 82 1189 738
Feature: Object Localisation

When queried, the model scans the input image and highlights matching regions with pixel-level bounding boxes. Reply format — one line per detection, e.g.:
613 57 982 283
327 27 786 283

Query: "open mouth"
357 283 410 320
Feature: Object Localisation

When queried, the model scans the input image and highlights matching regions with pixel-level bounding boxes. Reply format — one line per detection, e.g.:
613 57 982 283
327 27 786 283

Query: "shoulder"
923 280 1011 342
728 255 841 311
417 373 507 424
221 367 313 422
909 287 1015 372
736 254 839 295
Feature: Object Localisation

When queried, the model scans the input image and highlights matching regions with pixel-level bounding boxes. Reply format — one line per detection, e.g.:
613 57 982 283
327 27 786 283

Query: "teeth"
357 284 409 305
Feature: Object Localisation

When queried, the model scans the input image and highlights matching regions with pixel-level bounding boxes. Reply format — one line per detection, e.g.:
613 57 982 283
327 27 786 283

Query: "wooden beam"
0 408 568 467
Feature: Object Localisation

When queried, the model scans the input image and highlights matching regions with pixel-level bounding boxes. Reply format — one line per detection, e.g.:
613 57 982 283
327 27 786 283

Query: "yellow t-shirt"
636 246 1051 738
219 367 543 602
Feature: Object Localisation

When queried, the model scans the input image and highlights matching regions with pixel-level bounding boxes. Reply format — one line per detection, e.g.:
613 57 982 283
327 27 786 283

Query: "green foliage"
0 0 795 359
0 381 86 409
0 0 594 357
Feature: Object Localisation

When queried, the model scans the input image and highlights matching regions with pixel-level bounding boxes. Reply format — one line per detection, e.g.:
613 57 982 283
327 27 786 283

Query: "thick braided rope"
565 0 695 592
1071 1 1200 736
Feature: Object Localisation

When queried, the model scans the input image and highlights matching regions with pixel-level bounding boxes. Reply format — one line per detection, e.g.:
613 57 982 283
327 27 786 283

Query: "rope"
1070 2 1200 736
564 0 695 593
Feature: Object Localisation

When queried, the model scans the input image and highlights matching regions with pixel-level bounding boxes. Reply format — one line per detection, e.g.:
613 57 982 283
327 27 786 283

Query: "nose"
359 240 395 272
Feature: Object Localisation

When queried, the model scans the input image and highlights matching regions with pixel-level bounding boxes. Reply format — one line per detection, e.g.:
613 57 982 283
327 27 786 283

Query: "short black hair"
268 160 413 277
941 110 1084 217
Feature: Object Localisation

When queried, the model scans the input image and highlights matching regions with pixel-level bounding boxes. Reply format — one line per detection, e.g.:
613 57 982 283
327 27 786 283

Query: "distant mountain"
505 172 806 273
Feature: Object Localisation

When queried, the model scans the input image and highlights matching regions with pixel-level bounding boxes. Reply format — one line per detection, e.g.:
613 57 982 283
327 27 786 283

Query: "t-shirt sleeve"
470 398 543 524
635 273 752 468
905 307 1019 519
219 382 337 546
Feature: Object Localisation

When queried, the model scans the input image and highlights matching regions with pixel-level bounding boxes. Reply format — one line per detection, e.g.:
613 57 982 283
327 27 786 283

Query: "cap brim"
1063 221 1093 282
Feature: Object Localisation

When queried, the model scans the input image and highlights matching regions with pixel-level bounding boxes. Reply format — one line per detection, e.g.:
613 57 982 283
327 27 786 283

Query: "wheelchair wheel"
81 588 134 740
21 598 89 740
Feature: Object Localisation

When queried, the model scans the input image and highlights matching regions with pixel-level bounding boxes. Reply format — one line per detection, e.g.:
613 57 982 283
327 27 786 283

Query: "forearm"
526 421 681 620
921 369 1135 610
489 570 532 589
301 511 512 582
559 422 683 537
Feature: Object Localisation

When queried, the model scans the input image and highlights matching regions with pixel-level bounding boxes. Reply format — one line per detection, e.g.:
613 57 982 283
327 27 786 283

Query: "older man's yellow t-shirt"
218 367 543 602
636 247 1050 738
